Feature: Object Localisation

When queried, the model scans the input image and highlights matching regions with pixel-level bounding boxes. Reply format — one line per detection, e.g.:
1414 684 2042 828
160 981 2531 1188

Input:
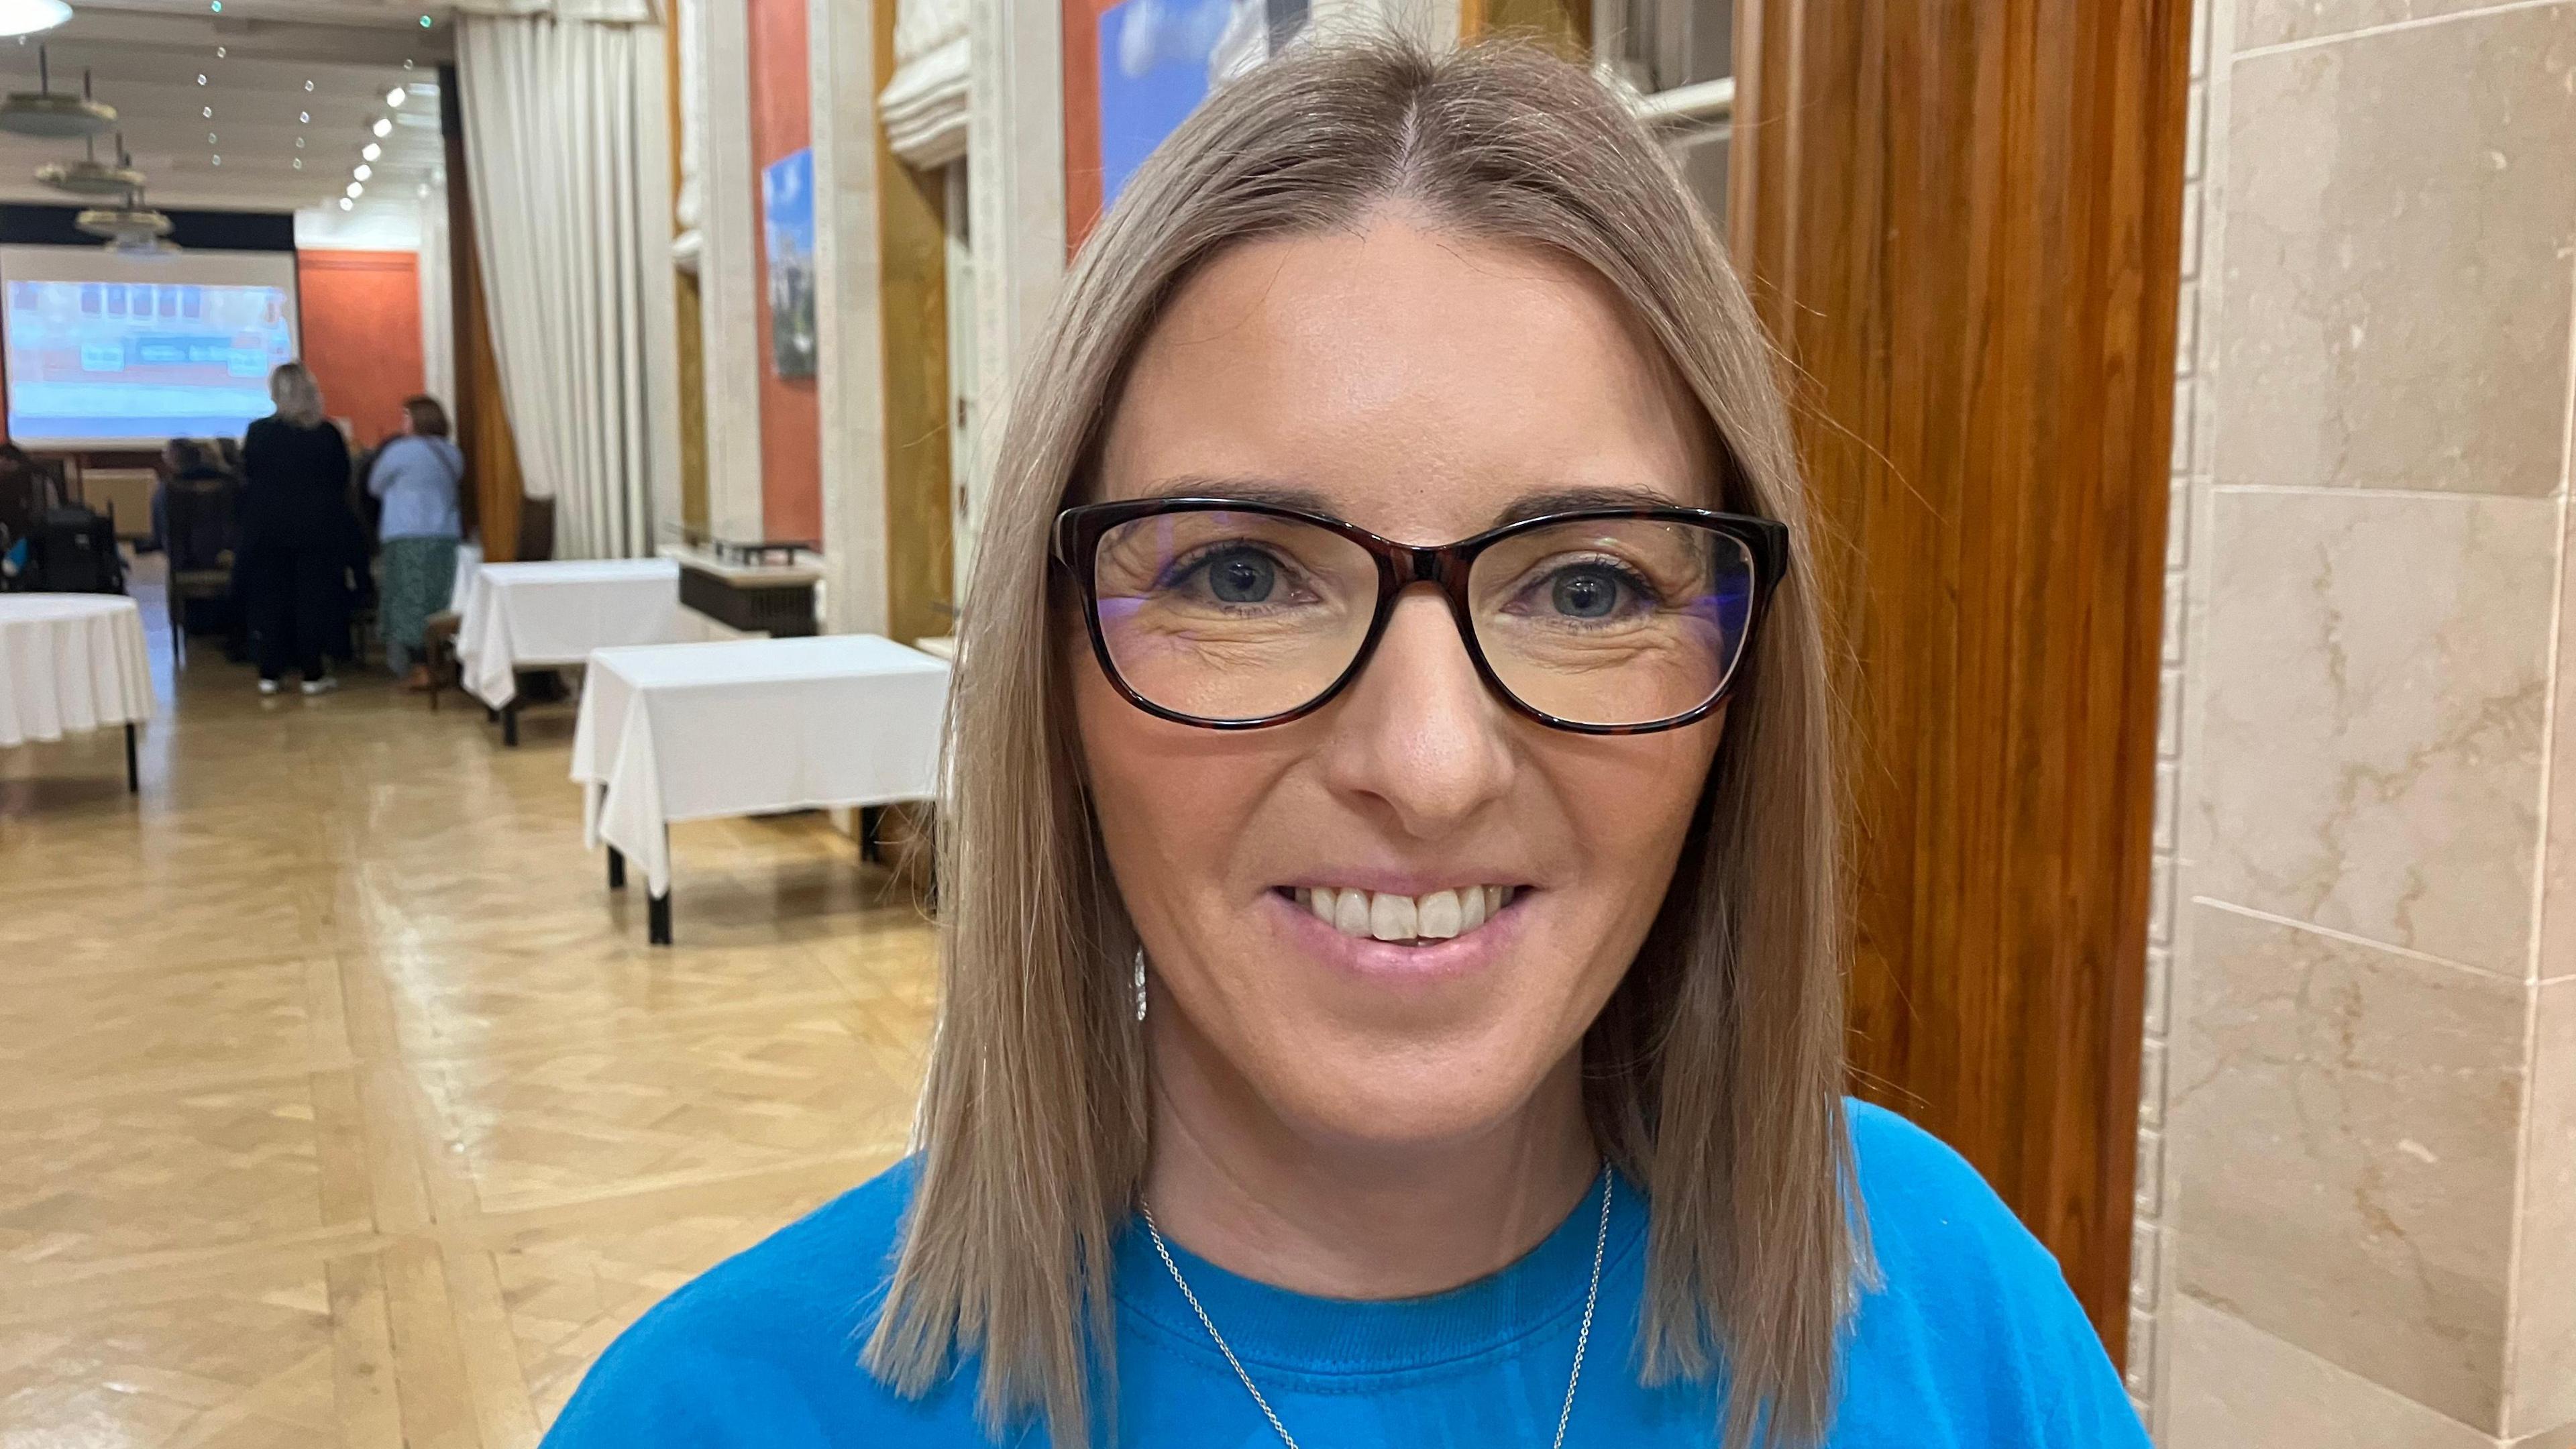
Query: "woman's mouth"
1282 884 1520 946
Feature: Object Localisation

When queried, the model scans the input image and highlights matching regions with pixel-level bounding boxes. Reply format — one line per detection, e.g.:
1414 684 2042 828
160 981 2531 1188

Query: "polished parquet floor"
0 568 941 1448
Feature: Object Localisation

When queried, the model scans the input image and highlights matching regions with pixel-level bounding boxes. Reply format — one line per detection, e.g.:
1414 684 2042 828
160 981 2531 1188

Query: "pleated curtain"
458 13 658 559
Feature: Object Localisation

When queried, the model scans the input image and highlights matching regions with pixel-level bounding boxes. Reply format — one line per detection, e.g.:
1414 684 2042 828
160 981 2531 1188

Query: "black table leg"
123 722 138 794
502 700 520 747
859 805 883 864
648 890 672 946
608 847 626 890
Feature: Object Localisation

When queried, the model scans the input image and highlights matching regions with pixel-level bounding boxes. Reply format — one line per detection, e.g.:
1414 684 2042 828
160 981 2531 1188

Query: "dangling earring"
1132 948 1149 1023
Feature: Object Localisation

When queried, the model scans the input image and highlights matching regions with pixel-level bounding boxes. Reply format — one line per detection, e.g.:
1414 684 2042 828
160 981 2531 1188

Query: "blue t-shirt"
543 1102 2147 1446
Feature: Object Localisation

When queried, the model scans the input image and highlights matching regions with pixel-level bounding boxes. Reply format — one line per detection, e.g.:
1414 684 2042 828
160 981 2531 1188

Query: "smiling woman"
539 36 2147 1449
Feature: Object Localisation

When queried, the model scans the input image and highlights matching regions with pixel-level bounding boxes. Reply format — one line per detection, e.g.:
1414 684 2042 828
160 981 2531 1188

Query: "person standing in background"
240 362 356 696
368 395 465 690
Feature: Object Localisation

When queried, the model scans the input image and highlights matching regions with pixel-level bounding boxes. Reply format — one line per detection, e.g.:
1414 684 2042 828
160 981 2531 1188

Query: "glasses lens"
1468 518 1757 728
1091 509 1379 723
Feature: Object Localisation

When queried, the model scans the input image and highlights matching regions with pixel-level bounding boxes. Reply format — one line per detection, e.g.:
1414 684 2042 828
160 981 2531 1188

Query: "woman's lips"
1265 885 1529 981
1290 883 1518 943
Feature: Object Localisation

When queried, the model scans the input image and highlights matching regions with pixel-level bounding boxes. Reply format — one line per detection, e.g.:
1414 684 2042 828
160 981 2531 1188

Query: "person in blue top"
366 393 466 690
546 36 2151 1449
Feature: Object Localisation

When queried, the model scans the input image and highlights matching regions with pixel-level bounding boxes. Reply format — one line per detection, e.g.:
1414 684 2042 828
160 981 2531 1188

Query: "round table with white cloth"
0 594 155 788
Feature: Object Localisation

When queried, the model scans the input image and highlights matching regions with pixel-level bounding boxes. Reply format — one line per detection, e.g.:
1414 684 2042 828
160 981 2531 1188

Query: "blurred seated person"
368 394 464 690
152 438 237 568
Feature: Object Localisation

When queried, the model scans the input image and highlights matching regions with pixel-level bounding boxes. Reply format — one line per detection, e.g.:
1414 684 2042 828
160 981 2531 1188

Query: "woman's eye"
1193 549 1279 604
1548 564 1629 619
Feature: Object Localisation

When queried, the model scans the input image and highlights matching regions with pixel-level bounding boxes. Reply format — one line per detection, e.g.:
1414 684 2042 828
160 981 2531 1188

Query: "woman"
368 394 465 688
239 362 355 696
545 40 2146 1448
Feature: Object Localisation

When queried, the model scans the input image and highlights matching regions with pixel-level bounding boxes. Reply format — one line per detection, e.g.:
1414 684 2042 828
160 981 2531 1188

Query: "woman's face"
1075 216 1725 1154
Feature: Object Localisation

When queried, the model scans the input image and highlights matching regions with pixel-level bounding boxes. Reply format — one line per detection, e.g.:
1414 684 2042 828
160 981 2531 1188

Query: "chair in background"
160 477 239 664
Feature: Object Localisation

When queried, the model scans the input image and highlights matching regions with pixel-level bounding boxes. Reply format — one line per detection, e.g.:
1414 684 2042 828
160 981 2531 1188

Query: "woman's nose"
1316 587 1515 839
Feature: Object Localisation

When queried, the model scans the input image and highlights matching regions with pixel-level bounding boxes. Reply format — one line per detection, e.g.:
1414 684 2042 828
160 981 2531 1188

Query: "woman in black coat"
239 362 358 695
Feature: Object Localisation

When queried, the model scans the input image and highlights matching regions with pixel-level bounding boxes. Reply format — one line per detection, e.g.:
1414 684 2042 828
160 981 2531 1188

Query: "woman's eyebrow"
1494 484 1686 525
1135 476 1338 513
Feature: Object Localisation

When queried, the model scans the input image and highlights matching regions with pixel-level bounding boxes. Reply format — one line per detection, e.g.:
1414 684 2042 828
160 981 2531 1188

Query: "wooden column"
442 63 527 561
1730 0 2191 1358
874 0 954 645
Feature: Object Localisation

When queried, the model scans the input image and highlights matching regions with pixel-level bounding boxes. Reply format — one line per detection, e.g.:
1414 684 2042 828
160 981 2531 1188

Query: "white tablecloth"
0 594 154 748
568 634 951 895
455 558 684 708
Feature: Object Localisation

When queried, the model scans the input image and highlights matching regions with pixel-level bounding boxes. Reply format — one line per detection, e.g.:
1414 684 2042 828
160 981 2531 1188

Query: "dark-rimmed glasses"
1052 499 1788 734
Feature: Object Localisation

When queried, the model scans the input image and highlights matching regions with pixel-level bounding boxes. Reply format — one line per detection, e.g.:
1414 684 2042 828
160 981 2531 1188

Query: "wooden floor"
0 568 940 1448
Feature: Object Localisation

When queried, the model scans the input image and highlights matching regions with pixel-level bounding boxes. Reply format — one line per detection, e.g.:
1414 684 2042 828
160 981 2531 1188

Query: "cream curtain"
458 12 665 559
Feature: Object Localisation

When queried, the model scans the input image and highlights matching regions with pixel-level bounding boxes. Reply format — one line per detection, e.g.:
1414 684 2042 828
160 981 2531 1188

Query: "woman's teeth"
1293 885 1515 943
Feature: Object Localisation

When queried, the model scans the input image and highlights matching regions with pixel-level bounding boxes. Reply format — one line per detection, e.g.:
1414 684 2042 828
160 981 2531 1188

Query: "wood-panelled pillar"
442 63 526 561
1730 0 2192 1358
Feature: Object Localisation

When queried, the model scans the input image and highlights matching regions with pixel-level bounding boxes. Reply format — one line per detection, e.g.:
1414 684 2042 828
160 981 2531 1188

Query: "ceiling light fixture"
0 50 116 138
346 180 362 197
353 163 370 180
197 73 207 85
361 142 380 160
201 105 211 117
210 154 220 164
215 45 225 58
205 131 215 143
418 13 432 26
292 158 301 169
386 87 404 106
304 79 314 92
339 197 353 211
38 132 146 197
372 117 390 137
0 0 68 36
294 136 304 148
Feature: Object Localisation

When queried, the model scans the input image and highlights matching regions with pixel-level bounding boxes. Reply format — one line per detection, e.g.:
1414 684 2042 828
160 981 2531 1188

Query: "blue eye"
1550 566 1624 619
1201 549 1277 604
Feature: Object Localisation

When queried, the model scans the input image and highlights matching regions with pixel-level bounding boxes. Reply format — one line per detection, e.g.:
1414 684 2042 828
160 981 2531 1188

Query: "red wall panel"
747 0 821 543
297 248 424 447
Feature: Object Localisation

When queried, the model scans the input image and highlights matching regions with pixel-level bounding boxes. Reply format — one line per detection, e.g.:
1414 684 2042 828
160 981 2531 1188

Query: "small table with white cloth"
0 593 154 792
568 633 950 945
455 557 685 743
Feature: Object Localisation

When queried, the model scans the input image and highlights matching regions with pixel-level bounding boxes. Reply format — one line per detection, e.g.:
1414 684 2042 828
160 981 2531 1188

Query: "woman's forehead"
1094 221 1716 536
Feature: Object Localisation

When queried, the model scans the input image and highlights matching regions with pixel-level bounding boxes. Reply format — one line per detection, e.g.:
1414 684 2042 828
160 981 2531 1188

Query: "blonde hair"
870 36 1862 1449
269 362 325 428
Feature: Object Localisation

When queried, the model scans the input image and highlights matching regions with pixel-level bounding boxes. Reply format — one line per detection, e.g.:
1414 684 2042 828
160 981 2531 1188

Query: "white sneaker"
258 678 281 696
301 676 339 696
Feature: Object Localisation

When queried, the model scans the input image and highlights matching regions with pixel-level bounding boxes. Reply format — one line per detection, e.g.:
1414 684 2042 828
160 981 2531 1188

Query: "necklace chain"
1138 1165 1615 1449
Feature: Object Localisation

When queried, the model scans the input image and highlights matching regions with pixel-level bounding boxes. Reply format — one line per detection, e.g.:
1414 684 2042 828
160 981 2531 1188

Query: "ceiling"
0 0 455 223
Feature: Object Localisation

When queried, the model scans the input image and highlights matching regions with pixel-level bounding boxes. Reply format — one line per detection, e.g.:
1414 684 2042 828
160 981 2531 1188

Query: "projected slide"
4 280 297 444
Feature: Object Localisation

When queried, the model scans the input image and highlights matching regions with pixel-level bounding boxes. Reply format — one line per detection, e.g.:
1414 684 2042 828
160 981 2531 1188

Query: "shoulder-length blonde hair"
870 36 1860 1449
269 362 325 428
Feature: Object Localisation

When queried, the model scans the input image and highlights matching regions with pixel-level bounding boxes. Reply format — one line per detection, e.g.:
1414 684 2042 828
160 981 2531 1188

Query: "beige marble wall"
2151 0 2576 1443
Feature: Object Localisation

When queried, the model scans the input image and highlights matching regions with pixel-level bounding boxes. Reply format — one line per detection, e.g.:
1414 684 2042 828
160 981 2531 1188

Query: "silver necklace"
1138 1165 1615 1449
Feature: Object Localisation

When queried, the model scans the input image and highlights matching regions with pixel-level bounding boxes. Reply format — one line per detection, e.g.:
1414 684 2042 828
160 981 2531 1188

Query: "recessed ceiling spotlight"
416 181 428 197
353 163 370 180
292 158 302 169
196 73 207 85
339 197 352 211
372 117 390 137
215 45 226 58
417 13 432 27
201 105 211 117
346 180 362 197
211 154 220 164
361 142 380 161
386 87 404 106
209 0 220 11
206 131 215 142
294 136 305 148
403 58 414 70
304 79 314 92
